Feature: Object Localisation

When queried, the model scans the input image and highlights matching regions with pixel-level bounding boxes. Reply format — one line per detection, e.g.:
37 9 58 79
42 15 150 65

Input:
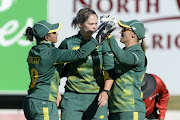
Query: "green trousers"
60 92 108 120
23 98 59 120
109 111 145 120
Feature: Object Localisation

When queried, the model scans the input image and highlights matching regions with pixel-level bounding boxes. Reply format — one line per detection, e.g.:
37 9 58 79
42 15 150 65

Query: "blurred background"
0 0 180 119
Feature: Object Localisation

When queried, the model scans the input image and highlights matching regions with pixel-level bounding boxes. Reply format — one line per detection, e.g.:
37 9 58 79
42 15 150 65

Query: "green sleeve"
107 36 145 66
51 38 98 64
102 40 114 70
56 38 68 78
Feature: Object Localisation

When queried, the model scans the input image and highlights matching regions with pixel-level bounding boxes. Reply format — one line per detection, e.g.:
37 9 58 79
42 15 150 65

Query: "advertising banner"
0 0 47 94
1 0 180 95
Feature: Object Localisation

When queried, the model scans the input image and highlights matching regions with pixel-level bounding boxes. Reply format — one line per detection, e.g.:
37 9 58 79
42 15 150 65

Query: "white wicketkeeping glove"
92 15 118 44
100 14 112 23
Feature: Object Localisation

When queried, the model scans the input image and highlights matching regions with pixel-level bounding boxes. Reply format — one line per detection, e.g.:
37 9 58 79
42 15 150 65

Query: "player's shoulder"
129 45 146 58
129 44 143 51
63 34 79 42
59 34 79 49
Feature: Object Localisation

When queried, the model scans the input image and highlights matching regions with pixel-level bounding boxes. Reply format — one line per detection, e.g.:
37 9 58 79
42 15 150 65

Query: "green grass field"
167 96 180 110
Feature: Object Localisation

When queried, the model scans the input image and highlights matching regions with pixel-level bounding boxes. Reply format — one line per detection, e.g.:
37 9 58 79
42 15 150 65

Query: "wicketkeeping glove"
100 14 112 23
92 15 118 44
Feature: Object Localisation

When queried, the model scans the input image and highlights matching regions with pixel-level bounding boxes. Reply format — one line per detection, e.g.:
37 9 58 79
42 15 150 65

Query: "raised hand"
92 15 118 44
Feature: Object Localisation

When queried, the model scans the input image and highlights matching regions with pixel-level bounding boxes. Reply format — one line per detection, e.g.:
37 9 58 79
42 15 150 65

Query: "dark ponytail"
24 27 34 42
71 17 78 29
24 26 45 43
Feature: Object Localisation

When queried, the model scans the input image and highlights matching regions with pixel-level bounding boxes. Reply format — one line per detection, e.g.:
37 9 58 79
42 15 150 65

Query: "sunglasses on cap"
122 27 132 32
46 32 56 37
48 32 57 34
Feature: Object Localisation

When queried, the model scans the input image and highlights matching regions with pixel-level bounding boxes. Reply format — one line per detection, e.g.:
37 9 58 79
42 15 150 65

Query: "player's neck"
80 31 91 41
125 39 138 48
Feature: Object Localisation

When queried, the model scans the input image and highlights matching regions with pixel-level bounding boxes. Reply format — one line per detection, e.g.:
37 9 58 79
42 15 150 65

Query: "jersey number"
29 68 38 88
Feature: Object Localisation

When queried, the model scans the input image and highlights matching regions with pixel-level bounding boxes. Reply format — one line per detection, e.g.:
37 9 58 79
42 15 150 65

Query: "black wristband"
103 89 110 94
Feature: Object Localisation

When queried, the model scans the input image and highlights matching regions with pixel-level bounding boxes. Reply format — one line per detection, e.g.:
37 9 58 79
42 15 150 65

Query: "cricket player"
105 19 147 120
58 8 117 120
23 20 116 120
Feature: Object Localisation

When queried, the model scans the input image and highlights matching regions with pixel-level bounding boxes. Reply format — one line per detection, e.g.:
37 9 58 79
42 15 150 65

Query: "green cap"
118 19 145 40
32 20 61 38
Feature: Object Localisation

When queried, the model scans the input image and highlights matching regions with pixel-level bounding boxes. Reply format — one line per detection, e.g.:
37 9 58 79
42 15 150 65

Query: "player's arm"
98 68 115 107
52 20 117 64
56 91 61 107
98 79 114 107
98 40 114 107
56 39 69 78
102 40 114 70
107 36 145 66
51 38 98 64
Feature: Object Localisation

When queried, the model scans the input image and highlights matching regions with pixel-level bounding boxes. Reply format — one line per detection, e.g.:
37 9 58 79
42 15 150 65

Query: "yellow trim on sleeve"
133 112 138 120
118 20 131 28
107 34 113 39
43 107 49 120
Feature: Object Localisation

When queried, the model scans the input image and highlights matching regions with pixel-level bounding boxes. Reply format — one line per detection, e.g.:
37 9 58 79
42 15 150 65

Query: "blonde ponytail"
141 38 146 53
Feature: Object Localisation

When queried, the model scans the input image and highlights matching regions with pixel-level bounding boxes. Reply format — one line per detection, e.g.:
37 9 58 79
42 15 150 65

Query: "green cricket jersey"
107 36 147 113
26 40 98 103
58 32 114 93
